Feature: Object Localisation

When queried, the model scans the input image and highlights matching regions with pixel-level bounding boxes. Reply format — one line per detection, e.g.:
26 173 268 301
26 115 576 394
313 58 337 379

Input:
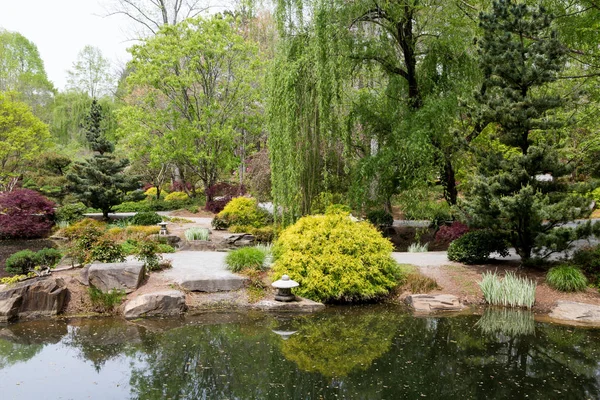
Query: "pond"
0 306 599 399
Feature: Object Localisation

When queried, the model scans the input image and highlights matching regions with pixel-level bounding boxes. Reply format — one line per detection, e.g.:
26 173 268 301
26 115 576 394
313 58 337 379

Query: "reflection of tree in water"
280 308 401 378
0 339 43 369
64 319 141 372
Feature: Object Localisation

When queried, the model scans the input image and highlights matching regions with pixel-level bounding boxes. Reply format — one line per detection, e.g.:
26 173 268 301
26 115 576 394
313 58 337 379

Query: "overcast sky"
0 0 229 91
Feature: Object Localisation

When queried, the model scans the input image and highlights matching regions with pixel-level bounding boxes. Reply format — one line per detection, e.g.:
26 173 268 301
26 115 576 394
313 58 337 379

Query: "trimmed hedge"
447 230 509 264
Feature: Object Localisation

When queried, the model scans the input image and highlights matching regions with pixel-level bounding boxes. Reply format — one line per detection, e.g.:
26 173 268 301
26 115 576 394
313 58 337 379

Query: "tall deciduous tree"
66 45 115 99
467 0 595 261
0 92 51 191
119 16 261 197
67 100 137 219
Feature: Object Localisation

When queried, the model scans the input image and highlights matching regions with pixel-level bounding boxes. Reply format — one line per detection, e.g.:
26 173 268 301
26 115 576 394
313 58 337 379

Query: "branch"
349 54 409 80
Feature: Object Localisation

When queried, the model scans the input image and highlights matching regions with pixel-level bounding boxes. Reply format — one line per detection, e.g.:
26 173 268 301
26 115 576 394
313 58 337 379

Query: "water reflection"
0 308 598 399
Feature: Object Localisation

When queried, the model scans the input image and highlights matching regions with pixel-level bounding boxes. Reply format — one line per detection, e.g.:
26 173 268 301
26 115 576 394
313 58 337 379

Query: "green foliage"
135 239 165 271
366 210 394 228
217 197 271 229
0 92 51 190
35 248 62 268
271 213 401 303
546 265 588 293
210 216 228 230
397 264 439 293
130 211 163 226
184 227 210 241
395 187 451 221
88 287 126 313
226 247 268 273
478 271 536 309
5 250 37 275
55 202 87 223
310 193 346 215
164 191 188 202
144 187 166 199
89 237 126 263
476 308 535 336
407 242 429 253
571 246 600 287
113 198 198 212
324 204 352 215
447 230 509 264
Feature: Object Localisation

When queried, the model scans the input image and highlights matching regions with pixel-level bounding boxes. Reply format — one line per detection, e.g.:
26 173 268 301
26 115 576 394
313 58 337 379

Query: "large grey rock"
180 276 246 292
124 290 186 319
252 297 325 313
549 301 600 324
405 294 464 313
224 233 255 247
0 278 67 322
88 261 145 293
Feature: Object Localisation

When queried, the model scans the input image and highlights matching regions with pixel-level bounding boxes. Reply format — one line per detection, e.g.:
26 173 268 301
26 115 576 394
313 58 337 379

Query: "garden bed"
0 239 58 278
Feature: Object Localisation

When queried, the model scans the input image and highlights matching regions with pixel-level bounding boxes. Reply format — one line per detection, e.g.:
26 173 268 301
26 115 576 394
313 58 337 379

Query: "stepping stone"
549 301 600 324
405 294 464 312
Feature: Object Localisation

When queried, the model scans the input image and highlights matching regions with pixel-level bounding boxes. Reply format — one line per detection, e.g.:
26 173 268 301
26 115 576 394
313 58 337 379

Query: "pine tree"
67 100 137 219
467 0 594 261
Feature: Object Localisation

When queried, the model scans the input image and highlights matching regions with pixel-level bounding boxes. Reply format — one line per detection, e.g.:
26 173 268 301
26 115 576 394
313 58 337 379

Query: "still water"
0 306 598 400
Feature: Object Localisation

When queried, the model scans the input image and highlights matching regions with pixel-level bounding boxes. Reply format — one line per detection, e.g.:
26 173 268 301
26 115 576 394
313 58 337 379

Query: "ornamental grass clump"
478 271 536 309
185 227 210 241
546 264 588 292
271 213 401 303
225 247 267 272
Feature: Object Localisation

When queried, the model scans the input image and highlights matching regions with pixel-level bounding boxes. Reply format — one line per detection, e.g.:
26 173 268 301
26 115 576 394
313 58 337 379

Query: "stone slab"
124 290 186 319
549 301 600 324
252 297 325 313
180 276 246 292
0 278 67 322
405 294 464 313
88 261 145 293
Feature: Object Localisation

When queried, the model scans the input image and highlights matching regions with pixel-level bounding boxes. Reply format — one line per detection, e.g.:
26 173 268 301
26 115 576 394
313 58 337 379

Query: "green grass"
225 247 267 272
546 264 588 292
88 288 126 313
185 227 210 241
478 271 536 309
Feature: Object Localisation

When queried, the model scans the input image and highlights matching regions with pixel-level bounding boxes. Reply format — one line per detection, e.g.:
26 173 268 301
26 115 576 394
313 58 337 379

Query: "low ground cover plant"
478 271 536 309
88 287 126 313
226 246 269 272
447 230 509 264
271 213 401 303
185 227 210 241
546 264 588 292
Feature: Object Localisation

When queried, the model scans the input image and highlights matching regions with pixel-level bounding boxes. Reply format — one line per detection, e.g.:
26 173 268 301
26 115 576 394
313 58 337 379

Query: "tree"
0 92 51 192
466 0 594 261
66 45 115 99
0 189 56 239
0 30 55 120
103 0 210 37
67 100 137 219
120 16 261 197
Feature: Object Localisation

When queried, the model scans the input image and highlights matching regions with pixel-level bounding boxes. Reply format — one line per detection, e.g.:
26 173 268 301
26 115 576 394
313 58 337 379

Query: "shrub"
204 182 246 213
135 239 165 271
0 189 56 239
447 230 509 264
216 197 271 228
35 248 62 268
123 189 146 202
250 226 276 243
325 204 352 215
55 202 87 223
144 187 167 199
397 264 439 293
407 242 429 253
271 213 401 303
90 237 126 263
310 192 345 214
165 191 188 202
226 247 267 273
435 221 469 243
63 218 106 240
229 224 253 233
88 287 126 313
113 199 194 212
130 211 163 226
124 225 160 237
211 216 228 230
546 265 588 292
366 210 394 228
571 246 600 286
5 250 38 275
185 227 210 241
478 271 536 309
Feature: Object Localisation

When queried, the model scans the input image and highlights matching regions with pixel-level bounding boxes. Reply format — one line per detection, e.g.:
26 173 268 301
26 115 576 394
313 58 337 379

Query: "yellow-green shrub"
63 219 106 240
125 225 160 238
271 213 401 303
217 197 270 228
144 187 167 199
165 191 188 202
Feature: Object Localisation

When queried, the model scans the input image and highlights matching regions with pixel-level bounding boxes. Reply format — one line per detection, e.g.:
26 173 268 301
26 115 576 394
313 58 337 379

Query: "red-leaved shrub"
434 221 469 243
0 189 56 239
204 182 246 213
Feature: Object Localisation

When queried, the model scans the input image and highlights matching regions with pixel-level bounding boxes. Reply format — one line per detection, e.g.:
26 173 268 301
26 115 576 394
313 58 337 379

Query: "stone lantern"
158 222 168 236
271 274 299 302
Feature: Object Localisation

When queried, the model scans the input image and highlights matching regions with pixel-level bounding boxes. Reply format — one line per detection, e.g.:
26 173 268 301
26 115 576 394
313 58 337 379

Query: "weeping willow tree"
269 0 482 222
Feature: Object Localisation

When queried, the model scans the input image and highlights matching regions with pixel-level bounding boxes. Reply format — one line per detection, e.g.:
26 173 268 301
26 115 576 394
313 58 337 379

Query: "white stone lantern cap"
272 274 299 289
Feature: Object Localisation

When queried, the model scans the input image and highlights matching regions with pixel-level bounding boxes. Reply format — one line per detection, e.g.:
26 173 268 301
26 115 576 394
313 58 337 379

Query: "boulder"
88 261 145 293
0 278 67 322
405 294 464 313
224 233 255 247
549 301 600 324
123 290 186 319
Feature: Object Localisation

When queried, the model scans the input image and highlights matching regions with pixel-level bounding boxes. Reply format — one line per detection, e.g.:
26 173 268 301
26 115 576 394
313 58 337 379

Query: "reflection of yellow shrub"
280 310 400 377
272 213 401 302
165 191 188 202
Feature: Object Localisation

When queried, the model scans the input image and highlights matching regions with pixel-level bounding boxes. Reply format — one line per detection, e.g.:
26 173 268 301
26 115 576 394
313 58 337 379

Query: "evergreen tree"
467 0 595 261
67 100 137 219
